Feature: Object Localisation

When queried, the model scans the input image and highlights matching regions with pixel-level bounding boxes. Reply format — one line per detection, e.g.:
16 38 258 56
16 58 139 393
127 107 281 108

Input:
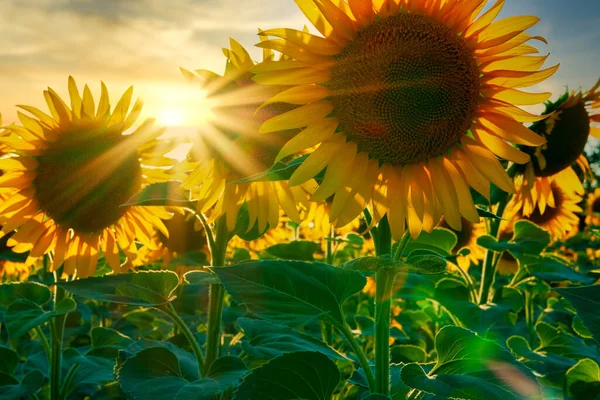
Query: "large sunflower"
516 79 600 215
181 38 315 233
506 169 583 240
133 211 209 266
586 188 600 228
0 77 172 277
253 0 554 240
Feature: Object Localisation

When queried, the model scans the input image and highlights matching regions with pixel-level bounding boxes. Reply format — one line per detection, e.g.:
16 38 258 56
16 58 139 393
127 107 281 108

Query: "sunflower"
516 79 600 215
180 38 315 233
586 188 600 228
299 202 361 241
506 169 583 240
0 77 173 277
133 211 209 271
227 220 295 259
439 218 486 270
253 0 554 240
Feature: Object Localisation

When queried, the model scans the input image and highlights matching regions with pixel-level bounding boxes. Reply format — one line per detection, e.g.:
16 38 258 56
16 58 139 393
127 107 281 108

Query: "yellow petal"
260 101 334 133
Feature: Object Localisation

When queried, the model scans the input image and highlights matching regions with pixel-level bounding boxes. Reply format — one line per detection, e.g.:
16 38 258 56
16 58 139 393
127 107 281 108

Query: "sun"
158 109 185 127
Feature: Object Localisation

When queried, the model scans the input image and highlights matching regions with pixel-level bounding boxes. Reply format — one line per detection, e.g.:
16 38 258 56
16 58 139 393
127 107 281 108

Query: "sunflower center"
328 13 480 165
158 213 206 254
532 102 590 177
34 123 142 233
592 198 600 214
527 184 563 225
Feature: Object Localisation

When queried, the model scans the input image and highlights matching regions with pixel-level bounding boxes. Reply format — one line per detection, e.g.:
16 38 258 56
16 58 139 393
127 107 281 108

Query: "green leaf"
117 347 224 400
213 260 366 326
230 155 308 184
573 316 594 339
5 298 76 340
401 326 539 400
478 221 550 258
237 318 347 361
122 181 195 208
232 203 270 242
183 270 219 286
0 347 18 376
476 208 503 220
62 348 117 398
565 358 600 398
534 321 600 364
0 370 44 400
204 356 247 392
391 345 427 364
265 241 320 261
556 285 600 343
528 259 594 284
233 351 339 400
0 282 51 321
56 271 179 306
88 327 134 359
400 228 457 257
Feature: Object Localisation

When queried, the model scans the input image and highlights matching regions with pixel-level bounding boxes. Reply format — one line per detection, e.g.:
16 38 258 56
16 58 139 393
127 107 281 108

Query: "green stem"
392 231 411 261
50 287 67 400
478 199 508 305
162 303 205 378
525 289 535 346
375 216 392 257
34 326 51 364
375 267 396 395
203 217 229 375
322 226 336 345
58 364 79 400
338 324 376 393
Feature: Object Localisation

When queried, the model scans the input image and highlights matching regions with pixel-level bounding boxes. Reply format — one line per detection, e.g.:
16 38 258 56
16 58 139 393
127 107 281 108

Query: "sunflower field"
1 0 600 399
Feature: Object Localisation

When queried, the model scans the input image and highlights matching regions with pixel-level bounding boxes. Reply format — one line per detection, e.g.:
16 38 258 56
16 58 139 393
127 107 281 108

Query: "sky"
0 0 598 133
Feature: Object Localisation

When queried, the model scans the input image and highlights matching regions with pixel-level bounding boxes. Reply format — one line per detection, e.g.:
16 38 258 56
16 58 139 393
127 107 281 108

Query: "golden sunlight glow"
158 109 185 127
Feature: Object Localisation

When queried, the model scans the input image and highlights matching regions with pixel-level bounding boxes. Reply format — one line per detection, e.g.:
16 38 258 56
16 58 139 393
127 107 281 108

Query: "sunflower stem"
34 326 51 367
50 286 67 400
203 216 229 375
337 324 376 393
478 198 509 304
392 231 411 261
322 226 335 345
162 303 205 378
374 265 396 396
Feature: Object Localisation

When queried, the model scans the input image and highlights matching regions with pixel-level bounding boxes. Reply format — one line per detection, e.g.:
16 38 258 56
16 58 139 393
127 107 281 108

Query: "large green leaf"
0 347 18 376
556 285 600 343
56 271 179 306
117 347 245 400
122 181 195 208
349 364 410 400
88 327 134 359
525 257 594 284
478 221 550 258
0 282 51 321
0 370 44 400
398 228 457 257
265 241 321 261
213 260 366 326
62 348 117 398
233 351 339 400
5 298 76 340
565 358 600 399
401 326 539 400
238 318 347 361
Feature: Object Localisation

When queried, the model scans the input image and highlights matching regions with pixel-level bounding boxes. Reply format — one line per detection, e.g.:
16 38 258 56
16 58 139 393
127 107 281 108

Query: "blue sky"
0 0 598 126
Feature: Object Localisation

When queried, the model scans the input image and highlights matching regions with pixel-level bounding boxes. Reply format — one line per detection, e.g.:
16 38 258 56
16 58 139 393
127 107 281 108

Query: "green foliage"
213 260 366 326
401 326 539 399
233 351 340 400
56 270 180 306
